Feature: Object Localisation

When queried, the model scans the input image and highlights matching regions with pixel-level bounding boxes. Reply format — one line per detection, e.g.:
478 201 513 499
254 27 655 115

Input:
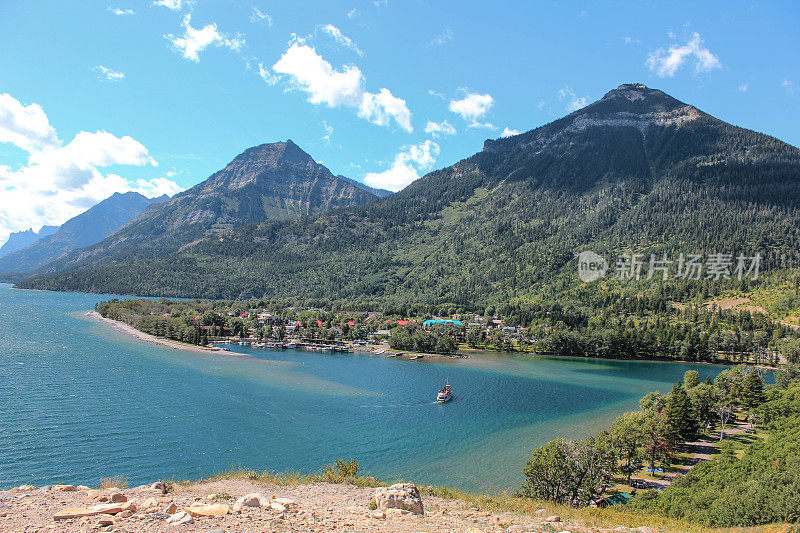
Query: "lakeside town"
95 296 800 365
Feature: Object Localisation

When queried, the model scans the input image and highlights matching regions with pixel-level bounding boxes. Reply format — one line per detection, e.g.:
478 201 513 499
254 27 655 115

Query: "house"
423 319 463 327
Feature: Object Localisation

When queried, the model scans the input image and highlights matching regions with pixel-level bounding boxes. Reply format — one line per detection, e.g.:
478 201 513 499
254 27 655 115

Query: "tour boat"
410 354 423 360
437 380 452 402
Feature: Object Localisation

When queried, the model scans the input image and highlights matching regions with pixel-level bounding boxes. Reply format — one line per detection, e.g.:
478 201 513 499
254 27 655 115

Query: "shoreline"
86 311 251 357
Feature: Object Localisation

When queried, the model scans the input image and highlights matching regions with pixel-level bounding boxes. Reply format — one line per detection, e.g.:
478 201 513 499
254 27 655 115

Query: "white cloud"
165 14 245 63
359 89 412 132
347 8 358 19
250 7 272 26
623 36 640 45
0 94 181 246
738 83 748 92
646 32 721 78
257 62 278 85
152 0 184 9
108 7 135 15
318 24 363 56
425 120 456 138
558 86 589 112
0 93 60 152
363 140 439 192
783 80 796 95
373 0 387 6
500 127 520 138
272 43 412 132
322 121 333 144
91 65 126 82
430 28 453 46
449 92 494 128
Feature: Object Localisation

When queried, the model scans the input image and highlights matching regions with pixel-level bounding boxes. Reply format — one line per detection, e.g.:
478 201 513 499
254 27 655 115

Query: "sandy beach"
86 311 251 357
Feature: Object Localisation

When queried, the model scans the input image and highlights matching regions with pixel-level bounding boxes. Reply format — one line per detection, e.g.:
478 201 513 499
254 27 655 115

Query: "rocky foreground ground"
0 479 661 533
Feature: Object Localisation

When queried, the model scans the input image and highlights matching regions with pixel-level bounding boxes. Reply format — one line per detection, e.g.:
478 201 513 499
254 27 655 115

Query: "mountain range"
17 84 800 307
15 140 381 277
0 192 170 278
0 226 58 258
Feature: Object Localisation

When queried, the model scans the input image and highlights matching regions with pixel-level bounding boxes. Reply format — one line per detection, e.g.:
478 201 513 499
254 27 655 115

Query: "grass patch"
98 475 129 489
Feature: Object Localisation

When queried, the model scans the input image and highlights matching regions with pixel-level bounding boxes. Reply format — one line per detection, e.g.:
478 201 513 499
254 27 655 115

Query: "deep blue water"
0 284 726 491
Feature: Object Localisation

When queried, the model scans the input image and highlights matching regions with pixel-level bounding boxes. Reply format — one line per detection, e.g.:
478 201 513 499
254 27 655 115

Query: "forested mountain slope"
20 84 800 307
19 141 378 276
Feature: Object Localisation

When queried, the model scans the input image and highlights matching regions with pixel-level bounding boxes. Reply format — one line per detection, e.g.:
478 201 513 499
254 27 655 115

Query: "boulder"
270 501 287 513
109 491 127 503
166 510 194 524
545 515 562 522
53 484 77 492
165 502 178 514
149 482 165 493
373 483 424 515
140 497 158 510
232 492 269 512
186 503 230 517
53 507 101 520
88 501 136 515
636 528 657 533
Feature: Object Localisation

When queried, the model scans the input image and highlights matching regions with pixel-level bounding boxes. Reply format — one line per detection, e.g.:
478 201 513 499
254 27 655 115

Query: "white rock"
270 501 287 513
373 483 424 515
273 497 296 507
166 510 187 524
233 492 269 512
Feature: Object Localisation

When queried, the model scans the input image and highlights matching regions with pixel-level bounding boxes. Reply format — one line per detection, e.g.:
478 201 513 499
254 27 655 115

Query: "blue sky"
0 0 798 244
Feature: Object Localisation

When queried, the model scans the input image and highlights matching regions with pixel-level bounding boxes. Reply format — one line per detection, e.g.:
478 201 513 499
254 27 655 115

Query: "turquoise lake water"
0 283 727 492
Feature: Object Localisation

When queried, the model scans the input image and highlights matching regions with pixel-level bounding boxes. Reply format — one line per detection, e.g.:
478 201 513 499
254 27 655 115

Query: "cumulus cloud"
558 86 589 111
272 43 412 132
646 32 721 77
109 7 135 15
165 14 245 63
91 65 126 82
0 93 60 152
0 93 181 246
250 7 272 26
430 28 453 46
363 140 439 192
500 127 520 138
359 89 412 131
449 92 494 128
152 0 184 9
425 120 456 138
347 8 358 19
318 24 363 56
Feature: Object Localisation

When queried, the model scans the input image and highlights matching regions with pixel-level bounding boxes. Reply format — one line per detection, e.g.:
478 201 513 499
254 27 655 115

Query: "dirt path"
630 423 748 491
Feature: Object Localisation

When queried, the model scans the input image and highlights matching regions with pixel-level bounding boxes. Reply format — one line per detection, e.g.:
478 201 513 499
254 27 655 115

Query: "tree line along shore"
95 293 800 364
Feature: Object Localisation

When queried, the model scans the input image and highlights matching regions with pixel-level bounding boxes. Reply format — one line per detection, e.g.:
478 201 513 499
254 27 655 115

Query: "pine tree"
666 382 699 442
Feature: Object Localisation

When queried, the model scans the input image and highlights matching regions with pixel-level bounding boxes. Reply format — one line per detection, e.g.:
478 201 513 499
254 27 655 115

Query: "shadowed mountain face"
17 141 378 276
0 226 58 258
19 85 800 303
0 192 168 277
